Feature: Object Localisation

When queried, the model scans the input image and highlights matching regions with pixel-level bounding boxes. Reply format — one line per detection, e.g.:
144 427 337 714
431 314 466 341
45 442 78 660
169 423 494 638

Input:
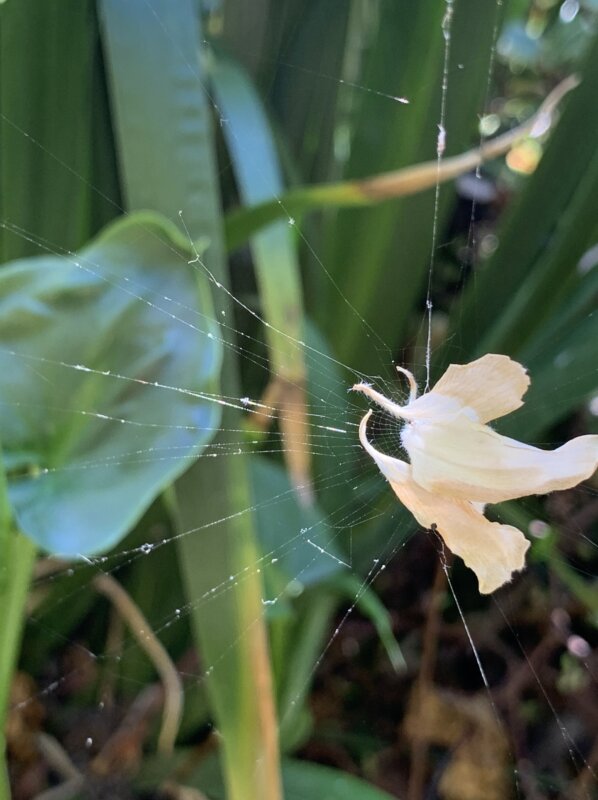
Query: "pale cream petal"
358 412 529 593
402 412 598 503
429 353 530 423
388 477 530 594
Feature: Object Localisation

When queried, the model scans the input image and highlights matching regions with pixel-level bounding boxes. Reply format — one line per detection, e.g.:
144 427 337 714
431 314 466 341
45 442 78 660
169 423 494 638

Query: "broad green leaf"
0 212 221 555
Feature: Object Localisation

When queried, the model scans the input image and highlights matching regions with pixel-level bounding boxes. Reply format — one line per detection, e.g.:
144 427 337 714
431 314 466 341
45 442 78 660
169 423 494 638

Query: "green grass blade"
318 0 503 371
330 572 406 674
99 2 282 798
212 52 304 383
476 124 598 357
454 30 598 356
0 445 35 799
0 0 118 261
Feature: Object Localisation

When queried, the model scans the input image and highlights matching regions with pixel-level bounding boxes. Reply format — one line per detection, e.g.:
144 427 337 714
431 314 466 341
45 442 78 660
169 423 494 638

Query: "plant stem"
408 554 448 800
0 446 36 799
0 533 36 798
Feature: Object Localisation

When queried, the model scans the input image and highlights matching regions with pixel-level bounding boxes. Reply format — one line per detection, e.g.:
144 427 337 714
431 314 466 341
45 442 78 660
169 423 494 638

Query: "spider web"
2 2 598 799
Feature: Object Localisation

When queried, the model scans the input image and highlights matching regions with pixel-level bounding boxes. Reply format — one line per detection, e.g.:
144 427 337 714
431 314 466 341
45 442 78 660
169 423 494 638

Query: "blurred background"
1 1 598 799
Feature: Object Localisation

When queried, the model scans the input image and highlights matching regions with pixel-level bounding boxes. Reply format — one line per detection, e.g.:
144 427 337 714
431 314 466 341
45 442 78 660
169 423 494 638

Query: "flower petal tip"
472 525 530 595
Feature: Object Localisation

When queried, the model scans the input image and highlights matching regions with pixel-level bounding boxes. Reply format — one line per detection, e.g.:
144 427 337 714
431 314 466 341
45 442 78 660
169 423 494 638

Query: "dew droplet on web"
140 543 153 555
528 519 550 538
567 635 591 659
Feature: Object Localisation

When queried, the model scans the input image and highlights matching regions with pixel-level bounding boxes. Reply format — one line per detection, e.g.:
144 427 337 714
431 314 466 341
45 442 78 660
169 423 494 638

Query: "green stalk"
0 450 35 799
99 3 282 797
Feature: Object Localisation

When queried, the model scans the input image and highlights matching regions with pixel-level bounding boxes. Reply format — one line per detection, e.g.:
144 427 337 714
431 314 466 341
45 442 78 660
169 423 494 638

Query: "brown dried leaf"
404 685 511 800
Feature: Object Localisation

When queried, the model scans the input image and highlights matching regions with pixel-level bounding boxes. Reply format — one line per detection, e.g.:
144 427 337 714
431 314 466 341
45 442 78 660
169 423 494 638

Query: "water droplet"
567 634 591 659
140 543 153 555
528 519 550 539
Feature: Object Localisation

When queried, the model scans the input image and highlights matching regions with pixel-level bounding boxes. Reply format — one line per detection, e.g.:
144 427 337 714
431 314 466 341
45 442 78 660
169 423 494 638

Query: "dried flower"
353 354 598 593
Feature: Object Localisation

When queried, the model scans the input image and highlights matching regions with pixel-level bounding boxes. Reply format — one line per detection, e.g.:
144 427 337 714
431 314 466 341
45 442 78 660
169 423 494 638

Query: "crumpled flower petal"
359 412 529 594
354 353 598 594
402 411 598 504
430 353 530 423
389 481 529 595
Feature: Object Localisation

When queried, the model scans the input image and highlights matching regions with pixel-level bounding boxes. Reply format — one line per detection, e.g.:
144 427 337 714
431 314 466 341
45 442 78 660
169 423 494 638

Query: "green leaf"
0 212 221 555
212 53 305 382
281 759 397 800
139 752 398 800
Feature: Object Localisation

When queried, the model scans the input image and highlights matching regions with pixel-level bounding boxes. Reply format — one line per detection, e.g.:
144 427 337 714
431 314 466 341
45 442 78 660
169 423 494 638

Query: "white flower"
353 354 598 594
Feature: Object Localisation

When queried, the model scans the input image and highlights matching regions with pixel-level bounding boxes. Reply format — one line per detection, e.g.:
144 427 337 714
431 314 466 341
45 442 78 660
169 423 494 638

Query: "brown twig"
407 550 451 800
91 684 163 776
93 574 182 755
34 733 84 800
